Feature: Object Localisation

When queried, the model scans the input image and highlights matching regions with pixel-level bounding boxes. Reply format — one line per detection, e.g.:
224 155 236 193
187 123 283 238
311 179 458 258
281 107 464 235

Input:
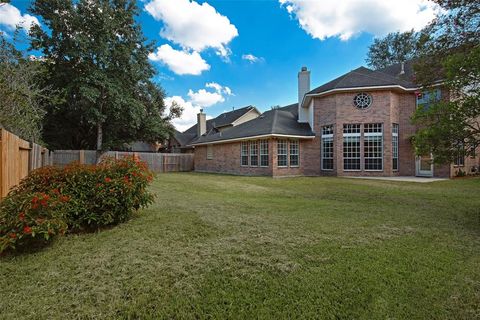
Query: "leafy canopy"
30 0 181 150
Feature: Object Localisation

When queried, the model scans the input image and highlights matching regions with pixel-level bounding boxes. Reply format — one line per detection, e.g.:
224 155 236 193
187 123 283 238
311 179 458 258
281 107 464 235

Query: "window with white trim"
241 141 248 166
207 144 213 160
454 142 465 166
343 124 361 170
260 140 269 167
250 141 258 166
392 124 399 171
364 123 383 171
289 140 299 167
322 125 334 170
277 140 288 167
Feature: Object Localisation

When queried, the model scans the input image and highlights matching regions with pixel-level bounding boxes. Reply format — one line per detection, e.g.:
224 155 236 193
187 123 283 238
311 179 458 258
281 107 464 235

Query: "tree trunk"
95 122 104 164
96 122 103 151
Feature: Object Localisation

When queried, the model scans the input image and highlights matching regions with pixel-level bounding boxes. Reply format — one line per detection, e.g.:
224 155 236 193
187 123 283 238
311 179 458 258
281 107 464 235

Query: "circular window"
353 93 372 109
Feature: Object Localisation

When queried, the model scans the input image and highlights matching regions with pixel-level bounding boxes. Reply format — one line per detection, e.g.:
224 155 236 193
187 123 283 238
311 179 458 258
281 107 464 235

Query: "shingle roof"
175 105 258 147
308 64 417 96
190 104 314 145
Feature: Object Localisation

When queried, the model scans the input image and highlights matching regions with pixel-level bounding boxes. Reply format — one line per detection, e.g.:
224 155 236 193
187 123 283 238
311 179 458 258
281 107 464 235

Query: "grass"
1 173 480 319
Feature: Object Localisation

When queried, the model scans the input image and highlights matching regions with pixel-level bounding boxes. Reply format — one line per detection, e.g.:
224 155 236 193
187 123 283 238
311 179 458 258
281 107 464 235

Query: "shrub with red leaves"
0 156 154 253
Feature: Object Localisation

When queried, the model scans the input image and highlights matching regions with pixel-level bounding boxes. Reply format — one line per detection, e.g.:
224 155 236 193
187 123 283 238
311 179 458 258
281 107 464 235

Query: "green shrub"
0 156 154 253
0 191 68 253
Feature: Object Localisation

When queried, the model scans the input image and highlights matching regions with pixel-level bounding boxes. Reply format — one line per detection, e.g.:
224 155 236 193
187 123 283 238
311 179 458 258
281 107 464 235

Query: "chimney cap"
301 66 308 72
200 108 204 113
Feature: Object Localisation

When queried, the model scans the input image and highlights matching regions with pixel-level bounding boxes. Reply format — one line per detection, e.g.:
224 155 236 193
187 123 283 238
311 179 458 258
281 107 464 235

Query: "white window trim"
392 124 399 172
240 142 249 167
277 140 288 168
249 141 259 167
321 135 334 171
259 140 269 168
364 124 384 172
289 140 300 168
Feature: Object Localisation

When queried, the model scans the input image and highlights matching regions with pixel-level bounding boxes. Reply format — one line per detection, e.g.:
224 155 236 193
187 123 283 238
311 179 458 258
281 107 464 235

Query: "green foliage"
366 30 426 70
0 157 154 253
29 0 179 150
0 191 68 253
0 34 47 142
412 0 480 164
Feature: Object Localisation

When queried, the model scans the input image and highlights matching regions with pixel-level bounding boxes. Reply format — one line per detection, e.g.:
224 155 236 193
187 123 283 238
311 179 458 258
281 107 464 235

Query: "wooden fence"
0 129 52 198
52 150 194 173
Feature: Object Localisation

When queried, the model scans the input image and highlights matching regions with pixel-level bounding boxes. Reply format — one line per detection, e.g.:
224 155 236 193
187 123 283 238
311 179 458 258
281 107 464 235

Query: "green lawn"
1 174 480 319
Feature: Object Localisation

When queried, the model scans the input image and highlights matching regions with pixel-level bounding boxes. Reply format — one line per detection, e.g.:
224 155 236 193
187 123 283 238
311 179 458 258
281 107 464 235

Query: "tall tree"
29 0 179 150
412 0 480 164
366 30 425 70
0 33 46 142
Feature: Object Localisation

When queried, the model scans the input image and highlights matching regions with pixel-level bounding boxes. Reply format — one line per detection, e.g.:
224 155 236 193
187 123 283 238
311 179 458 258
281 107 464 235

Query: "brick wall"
194 138 307 177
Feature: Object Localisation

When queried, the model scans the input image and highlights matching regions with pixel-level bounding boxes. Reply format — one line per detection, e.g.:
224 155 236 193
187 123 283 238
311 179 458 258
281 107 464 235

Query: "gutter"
188 133 316 147
300 82 445 108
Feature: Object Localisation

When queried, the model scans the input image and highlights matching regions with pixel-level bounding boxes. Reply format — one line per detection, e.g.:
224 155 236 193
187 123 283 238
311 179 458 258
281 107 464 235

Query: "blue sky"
0 0 440 131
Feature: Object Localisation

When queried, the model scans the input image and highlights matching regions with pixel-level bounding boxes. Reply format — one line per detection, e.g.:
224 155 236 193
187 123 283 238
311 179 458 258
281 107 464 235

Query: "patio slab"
344 176 448 183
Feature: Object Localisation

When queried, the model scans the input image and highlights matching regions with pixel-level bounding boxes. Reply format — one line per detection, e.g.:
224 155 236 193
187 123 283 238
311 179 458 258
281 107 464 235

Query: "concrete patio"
344 176 448 183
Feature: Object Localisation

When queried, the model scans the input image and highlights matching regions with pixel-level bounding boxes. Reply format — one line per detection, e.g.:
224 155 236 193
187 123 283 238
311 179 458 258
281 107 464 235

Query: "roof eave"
301 84 421 108
188 133 316 147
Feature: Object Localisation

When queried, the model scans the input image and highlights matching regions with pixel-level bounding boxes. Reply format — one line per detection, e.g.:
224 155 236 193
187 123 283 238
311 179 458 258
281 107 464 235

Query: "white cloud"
166 96 214 132
148 44 210 75
188 89 224 107
0 3 39 32
145 0 238 57
167 82 233 131
279 0 441 41
242 54 263 63
206 82 234 96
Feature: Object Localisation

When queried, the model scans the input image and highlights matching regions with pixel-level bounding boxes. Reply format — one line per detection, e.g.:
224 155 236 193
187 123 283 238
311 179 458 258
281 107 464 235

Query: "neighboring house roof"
190 104 315 146
174 105 259 147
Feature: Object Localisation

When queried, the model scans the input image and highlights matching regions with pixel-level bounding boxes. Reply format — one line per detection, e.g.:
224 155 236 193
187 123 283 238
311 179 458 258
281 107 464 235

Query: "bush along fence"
0 156 154 253
0 129 52 198
52 150 194 173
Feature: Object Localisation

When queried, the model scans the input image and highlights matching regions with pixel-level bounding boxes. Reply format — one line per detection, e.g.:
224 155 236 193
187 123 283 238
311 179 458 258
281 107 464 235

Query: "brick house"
188 62 479 178
168 106 261 153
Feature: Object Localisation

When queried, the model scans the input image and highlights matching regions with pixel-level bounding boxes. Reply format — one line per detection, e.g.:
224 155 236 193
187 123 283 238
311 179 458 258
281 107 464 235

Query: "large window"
322 125 334 170
260 140 269 167
416 89 441 110
392 124 399 171
343 124 361 170
241 142 248 166
290 140 299 167
277 140 288 167
250 141 258 166
364 123 383 171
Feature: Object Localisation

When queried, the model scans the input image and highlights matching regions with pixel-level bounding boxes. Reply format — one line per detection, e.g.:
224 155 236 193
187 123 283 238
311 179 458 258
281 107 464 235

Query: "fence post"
79 150 85 164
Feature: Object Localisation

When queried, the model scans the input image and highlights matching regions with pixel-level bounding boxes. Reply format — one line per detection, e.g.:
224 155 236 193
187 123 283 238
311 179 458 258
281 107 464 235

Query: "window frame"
249 141 259 167
289 140 300 167
321 125 334 171
364 123 383 171
241 141 249 166
277 139 288 167
260 140 269 167
343 124 361 171
392 124 399 171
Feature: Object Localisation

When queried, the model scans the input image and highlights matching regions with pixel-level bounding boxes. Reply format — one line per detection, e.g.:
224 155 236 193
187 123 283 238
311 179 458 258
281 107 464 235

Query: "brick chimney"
298 66 310 123
197 109 206 136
